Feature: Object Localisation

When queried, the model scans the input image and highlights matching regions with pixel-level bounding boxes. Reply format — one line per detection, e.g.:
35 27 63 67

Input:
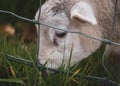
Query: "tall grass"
0 34 110 86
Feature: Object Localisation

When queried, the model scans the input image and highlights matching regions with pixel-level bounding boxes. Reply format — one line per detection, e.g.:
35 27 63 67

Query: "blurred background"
0 0 44 43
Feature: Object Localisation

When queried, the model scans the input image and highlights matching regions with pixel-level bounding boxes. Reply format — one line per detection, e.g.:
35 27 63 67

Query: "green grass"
0 34 115 86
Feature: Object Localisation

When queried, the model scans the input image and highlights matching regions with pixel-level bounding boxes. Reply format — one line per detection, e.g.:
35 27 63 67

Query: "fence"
0 0 120 86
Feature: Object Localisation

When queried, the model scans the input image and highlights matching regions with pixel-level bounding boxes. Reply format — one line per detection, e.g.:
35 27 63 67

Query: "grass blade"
0 78 25 85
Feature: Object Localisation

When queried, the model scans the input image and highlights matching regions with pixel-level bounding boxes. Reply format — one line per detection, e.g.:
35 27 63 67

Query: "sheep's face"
35 0 102 69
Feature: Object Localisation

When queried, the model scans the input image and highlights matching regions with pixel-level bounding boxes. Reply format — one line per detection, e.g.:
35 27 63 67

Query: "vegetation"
0 0 119 86
0 34 108 86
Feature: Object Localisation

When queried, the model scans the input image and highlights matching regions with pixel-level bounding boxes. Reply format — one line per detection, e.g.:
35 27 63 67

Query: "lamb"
35 0 120 70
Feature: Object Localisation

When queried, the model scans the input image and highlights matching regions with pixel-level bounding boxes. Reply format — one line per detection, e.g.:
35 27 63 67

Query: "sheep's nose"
36 58 48 77
36 58 44 69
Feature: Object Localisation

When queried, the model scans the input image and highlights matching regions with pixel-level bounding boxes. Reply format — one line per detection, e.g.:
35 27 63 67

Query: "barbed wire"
0 0 120 86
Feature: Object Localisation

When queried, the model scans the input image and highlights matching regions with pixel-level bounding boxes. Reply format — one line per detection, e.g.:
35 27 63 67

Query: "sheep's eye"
55 31 67 38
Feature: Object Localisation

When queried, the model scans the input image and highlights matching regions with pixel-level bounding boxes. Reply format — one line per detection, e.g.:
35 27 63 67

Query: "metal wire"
101 0 118 77
36 0 42 67
0 10 120 46
5 54 120 86
0 0 120 85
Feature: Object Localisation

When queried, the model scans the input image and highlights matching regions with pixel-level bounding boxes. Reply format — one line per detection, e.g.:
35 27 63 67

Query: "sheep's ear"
71 2 97 25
